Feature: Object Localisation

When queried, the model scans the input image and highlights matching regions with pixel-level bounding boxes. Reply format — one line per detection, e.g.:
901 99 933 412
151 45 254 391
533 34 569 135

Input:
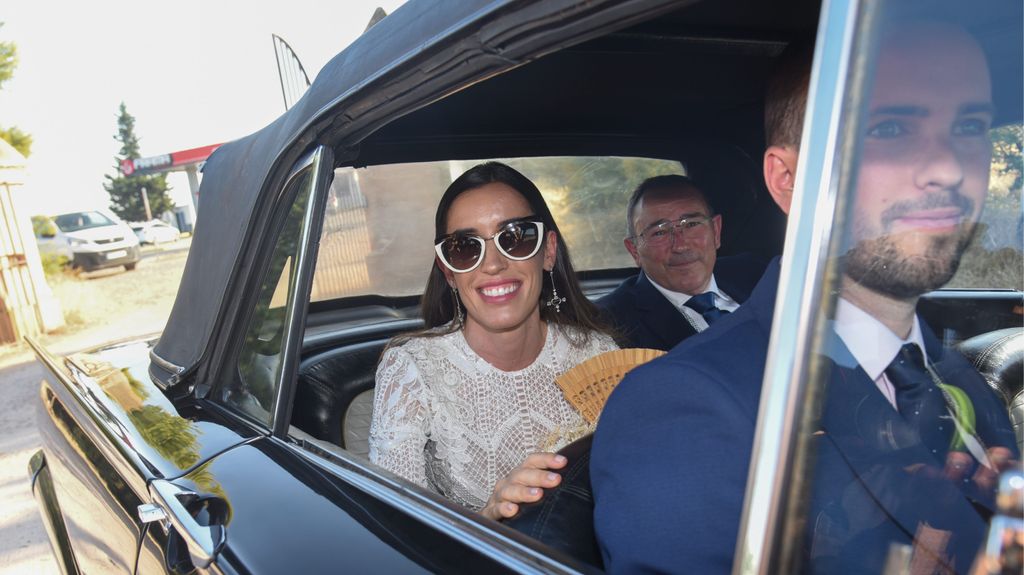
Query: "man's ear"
764 145 799 215
711 214 722 250
624 237 641 267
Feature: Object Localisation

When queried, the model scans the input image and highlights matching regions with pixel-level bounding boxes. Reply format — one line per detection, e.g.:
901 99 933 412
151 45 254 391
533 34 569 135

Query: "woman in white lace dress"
369 162 617 520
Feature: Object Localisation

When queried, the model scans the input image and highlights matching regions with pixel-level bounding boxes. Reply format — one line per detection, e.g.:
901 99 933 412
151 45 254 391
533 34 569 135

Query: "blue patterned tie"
684 292 729 325
885 343 952 462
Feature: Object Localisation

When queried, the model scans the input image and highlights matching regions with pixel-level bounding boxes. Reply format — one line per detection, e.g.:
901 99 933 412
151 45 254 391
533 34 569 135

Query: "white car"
38 211 141 272
130 220 181 245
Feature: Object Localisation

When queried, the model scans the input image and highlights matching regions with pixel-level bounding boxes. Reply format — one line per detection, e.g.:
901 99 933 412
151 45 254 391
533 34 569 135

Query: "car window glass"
310 156 683 301
780 4 1021 573
54 211 116 232
947 122 1023 290
224 168 314 426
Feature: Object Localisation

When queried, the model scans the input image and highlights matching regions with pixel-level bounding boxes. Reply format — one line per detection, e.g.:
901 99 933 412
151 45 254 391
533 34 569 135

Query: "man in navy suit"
597 176 766 350
592 19 1019 574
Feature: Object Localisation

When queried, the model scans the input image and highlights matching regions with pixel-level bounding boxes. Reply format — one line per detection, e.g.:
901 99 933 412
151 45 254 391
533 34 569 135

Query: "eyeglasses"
632 215 713 247
435 219 545 273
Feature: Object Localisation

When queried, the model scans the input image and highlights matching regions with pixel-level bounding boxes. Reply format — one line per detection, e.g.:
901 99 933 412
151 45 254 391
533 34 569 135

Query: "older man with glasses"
597 175 767 350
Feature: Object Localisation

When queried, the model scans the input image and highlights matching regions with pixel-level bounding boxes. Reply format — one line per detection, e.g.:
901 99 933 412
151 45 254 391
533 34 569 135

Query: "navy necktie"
684 292 729 325
884 343 952 462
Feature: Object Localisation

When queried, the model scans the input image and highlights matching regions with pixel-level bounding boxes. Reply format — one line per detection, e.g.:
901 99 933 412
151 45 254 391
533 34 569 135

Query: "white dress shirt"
648 274 740 333
834 297 927 411
834 297 994 468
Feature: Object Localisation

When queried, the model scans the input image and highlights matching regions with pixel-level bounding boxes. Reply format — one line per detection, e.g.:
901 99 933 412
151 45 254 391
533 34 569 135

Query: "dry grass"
0 241 191 367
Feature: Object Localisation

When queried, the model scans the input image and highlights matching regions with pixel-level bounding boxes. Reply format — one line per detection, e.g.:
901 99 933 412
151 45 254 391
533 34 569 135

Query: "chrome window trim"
281 436 586 574
732 0 867 573
270 145 332 436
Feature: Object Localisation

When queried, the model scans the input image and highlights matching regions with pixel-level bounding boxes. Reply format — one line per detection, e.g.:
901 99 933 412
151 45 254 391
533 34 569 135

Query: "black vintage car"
27 0 1022 573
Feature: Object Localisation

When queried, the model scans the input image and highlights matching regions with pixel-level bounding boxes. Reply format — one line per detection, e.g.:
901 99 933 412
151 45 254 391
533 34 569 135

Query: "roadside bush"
39 253 69 277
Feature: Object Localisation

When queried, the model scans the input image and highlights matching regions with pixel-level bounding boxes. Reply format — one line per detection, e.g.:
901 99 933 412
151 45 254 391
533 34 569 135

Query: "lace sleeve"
369 345 431 489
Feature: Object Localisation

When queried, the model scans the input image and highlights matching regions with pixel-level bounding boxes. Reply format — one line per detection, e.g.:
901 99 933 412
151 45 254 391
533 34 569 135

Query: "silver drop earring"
545 271 565 313
451 285 464 327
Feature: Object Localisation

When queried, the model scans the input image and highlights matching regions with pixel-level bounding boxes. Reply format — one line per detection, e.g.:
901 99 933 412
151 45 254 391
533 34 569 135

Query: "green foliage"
0 125 30 157
31 214 56 237
39 253 69 277
990 124 1023 194
127 404 200 470
0 23 31 157
104 102 175 221
0 22 15 90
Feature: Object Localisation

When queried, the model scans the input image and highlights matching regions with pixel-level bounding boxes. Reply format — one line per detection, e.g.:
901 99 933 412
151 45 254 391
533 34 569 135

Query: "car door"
141 144 578 574
736 0 1022 573
30 338 253 574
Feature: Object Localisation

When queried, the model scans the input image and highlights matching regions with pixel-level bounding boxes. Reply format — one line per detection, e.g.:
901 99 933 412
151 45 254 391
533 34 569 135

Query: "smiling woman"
368 161 617 521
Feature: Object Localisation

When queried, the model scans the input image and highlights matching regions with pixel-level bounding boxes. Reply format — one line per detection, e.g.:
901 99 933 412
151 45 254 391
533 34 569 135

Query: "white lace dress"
369 324 617 510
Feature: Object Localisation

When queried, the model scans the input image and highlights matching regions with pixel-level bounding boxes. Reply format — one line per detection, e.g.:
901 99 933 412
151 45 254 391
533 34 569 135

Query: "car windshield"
54 211 116 232
310 156 684 301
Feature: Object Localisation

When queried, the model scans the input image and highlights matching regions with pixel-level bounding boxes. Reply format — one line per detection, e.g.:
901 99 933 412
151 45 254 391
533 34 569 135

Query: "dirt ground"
0 237 190 574
0 238 191 366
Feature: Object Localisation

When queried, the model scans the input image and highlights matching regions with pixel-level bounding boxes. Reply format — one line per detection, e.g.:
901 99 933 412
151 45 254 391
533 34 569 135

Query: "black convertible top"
153 0 516 376
151 0 693 380
152 0 1021 383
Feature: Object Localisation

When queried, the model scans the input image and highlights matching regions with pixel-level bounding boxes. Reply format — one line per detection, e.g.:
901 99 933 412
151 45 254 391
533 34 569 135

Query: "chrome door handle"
137 503 168 527
148 479 225 569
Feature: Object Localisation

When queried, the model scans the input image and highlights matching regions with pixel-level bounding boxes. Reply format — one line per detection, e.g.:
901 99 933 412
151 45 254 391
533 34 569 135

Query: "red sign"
119 143 222 176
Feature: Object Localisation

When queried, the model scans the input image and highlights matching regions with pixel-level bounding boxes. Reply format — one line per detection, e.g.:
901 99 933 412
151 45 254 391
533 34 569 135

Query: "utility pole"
141 185 152 221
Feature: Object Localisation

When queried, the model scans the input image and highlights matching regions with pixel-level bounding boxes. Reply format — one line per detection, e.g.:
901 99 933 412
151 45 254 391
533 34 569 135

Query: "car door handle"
147 479 225 569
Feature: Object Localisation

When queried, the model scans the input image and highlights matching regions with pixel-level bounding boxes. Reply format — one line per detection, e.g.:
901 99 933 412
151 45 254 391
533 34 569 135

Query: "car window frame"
209 145 333 434
733 0 867 571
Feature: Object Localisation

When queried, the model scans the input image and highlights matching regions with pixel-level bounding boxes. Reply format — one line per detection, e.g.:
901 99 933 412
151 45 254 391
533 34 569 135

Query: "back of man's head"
764 41 815 149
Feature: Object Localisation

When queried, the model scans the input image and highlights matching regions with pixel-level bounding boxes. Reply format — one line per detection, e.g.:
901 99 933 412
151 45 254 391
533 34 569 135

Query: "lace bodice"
369 324 617 510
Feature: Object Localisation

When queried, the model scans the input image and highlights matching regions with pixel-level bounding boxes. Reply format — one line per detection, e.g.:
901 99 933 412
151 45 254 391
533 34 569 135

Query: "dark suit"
596 253 767 350
591 258 1018 574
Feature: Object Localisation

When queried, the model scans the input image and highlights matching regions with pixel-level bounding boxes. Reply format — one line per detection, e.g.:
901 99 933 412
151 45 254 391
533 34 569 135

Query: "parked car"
35 210 141 272
26 0 1022 573
130 219 182 245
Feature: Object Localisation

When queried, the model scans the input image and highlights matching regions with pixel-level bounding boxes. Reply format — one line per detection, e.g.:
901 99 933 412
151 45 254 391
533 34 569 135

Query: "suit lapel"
817 331 988 550
633 273 695 349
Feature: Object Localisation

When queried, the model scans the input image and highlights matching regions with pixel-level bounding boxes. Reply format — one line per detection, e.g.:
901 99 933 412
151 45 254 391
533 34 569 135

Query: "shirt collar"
834 297 927 381
646 273 733 309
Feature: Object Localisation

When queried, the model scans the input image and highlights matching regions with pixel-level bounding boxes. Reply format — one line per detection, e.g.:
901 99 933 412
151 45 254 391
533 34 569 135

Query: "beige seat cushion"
343 389 375 459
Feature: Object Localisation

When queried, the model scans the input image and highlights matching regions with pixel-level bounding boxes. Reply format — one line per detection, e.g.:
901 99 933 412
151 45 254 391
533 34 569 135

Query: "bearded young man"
592 18 1018 575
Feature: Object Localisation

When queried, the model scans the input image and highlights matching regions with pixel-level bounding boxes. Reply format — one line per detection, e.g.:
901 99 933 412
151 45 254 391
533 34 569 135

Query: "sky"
0 0 407 217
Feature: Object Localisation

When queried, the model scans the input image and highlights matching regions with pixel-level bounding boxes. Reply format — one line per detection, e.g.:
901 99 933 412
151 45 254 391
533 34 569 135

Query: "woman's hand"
481 452 567 521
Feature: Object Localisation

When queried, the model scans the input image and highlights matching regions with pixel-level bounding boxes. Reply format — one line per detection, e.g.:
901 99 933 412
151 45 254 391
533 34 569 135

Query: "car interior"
275 0 1023 568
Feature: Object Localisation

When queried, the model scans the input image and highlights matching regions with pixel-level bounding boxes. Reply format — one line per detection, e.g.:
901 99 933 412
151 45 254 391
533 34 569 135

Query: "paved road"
0 359 59 575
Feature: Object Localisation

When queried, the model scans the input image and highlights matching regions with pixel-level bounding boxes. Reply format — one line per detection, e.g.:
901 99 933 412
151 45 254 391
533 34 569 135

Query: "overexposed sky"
0 0 407 217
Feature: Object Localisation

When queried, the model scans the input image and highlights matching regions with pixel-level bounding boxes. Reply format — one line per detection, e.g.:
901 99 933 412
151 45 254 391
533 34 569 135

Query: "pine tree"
104 102 174 222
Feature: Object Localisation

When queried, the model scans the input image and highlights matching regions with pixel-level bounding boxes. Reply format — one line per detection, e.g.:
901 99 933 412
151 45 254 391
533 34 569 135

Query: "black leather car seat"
956 327 1024 452
292 339 387 458
504 434 603 569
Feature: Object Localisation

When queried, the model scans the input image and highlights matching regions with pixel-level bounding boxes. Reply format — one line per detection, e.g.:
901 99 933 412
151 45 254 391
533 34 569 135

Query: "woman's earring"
451 285 464 327
544 271 565 313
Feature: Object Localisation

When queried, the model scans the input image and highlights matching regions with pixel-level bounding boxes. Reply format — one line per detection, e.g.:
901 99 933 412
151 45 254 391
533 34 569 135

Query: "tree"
104 102 174 221
0 125 31 157
0 23 15 89
0 22 31 157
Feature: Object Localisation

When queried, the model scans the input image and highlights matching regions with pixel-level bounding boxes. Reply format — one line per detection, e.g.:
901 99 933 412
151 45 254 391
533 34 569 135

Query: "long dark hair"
406 161 610 344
